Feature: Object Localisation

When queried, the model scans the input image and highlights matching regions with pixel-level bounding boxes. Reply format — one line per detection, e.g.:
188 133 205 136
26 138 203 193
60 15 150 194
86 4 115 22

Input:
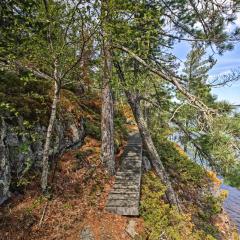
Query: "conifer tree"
0 0 95 192
173 44 240 179
110 0 240 205
100 0 115 175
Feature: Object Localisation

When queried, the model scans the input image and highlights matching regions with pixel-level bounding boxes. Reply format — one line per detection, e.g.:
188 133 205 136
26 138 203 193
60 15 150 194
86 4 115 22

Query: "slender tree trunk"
80 29 93 93
101 77 115 175
41 65 60 192
125 91 180 208
113 60 179 207
100 0 115 175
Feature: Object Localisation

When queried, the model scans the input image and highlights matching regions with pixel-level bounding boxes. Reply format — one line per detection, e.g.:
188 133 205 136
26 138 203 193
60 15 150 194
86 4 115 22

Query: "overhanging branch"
0 58 55 82
114 45 216 116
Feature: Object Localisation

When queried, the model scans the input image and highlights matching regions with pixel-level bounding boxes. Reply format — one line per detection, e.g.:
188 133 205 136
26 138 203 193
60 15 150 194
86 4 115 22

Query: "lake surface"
221 183 240 232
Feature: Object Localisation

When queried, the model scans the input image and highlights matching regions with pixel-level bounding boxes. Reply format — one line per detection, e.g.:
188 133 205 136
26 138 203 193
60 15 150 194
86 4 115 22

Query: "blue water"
221 184 240 232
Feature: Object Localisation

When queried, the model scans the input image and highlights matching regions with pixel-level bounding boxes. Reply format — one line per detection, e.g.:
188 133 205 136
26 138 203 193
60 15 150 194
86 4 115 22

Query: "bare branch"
61 22 99 79
208 69 240 87
63 0 83 42
168 103 187 123
15 61 54 81
0 58 61 83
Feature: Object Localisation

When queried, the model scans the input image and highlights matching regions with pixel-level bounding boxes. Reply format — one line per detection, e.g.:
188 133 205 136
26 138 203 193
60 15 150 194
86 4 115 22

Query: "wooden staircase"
105 132 142 216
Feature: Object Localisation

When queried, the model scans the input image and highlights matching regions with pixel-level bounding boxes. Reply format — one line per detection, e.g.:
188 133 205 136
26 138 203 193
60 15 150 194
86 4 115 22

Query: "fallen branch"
39 201 49 227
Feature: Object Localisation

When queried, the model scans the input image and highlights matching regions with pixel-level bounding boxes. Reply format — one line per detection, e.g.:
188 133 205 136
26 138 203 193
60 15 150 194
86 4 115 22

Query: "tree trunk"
101 80 115 175
41 79 60 192
125 91 180 208
100 0 115 175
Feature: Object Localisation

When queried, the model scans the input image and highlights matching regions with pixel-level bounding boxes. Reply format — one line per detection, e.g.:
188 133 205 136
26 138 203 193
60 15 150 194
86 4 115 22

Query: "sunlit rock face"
0 116 85 205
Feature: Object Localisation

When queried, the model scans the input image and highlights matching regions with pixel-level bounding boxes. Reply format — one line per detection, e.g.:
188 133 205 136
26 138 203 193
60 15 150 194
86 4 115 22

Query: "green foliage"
22 157 34 176
15 157 35 190
153 137 207 188
114 111 128 137
194 115 240 175
62 202 73 210
199 193 223 220
0 102 19 117
182 43 216 103
172 43 240 180
85 120 101 140
75 149 94 161
25 195 47 214
224 163 240 188
140 172 217 240
194 191 225 238
146 138 226 238
17 177 31 188
0 70 50 124
114 108 128 150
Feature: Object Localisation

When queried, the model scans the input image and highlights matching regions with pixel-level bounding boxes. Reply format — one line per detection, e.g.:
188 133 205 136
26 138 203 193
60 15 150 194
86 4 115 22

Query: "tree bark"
125 91 180 208
41 67 60 192
101 79 115 175
113 59 180 208
100 0 115 175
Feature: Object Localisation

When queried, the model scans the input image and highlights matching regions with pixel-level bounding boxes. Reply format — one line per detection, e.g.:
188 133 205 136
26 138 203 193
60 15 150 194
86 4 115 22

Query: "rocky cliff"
0 115 85 204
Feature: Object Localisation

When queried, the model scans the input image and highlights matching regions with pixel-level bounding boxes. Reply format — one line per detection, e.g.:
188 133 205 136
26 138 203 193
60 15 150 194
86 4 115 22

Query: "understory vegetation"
140 140 239 239
0 70 239 239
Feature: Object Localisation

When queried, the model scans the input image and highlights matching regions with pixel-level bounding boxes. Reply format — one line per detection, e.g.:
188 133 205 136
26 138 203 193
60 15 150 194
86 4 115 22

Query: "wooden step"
105 132 142 216
110 189 139 194
108 193 138 200
114 180 139 185
105 206 139 216
107 199 139 207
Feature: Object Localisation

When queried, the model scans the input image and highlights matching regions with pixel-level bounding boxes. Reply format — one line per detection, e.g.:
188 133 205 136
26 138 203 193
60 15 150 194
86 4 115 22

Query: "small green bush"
140 172 217 240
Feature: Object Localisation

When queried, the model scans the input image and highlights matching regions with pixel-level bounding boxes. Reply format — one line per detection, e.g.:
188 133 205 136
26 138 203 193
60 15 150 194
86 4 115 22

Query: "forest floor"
0 115 239 240
0 135 239 240
0 136 144 240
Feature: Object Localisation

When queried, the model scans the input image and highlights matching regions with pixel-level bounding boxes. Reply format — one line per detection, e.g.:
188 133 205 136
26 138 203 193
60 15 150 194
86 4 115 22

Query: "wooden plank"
108 194 138 200
105 132 142 216
115 175 138 179
107 199 139 207
110 190 139 194
112 186 139 191
106 206 139 216
114 180 139 185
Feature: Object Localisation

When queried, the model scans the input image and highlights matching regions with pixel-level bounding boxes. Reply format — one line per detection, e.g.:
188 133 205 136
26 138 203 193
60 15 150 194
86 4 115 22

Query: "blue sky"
173 42 240 104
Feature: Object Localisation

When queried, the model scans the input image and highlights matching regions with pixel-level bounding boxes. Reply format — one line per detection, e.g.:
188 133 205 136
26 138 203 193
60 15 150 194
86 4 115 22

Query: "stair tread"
105 132 142 216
